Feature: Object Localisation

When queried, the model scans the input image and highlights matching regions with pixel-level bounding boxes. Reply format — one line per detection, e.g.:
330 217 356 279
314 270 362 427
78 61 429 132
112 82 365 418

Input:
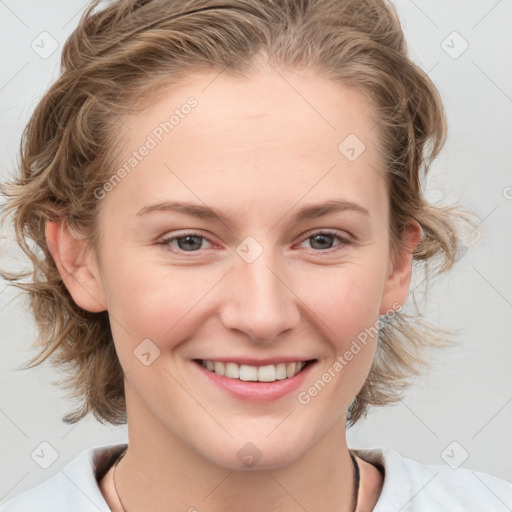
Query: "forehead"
127 67 380 154
106 68 386 224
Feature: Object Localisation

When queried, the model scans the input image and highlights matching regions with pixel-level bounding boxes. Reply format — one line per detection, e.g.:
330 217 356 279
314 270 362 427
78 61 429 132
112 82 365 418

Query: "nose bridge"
220 244 300 341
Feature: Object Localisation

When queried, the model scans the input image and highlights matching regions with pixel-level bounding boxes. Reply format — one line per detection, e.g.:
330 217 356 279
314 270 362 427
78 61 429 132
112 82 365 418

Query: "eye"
299 230 351 252
158 230 350 254
159 232 213 252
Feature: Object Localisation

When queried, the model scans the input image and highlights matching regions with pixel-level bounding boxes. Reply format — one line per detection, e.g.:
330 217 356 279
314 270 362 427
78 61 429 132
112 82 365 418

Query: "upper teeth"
201 360 306 382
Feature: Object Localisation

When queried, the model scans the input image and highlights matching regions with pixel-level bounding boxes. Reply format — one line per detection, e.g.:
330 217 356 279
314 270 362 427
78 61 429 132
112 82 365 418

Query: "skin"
46 66 420 512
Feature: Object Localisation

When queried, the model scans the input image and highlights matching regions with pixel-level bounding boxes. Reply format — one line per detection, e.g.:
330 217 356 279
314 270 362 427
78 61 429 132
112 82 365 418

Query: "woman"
1 0 511 510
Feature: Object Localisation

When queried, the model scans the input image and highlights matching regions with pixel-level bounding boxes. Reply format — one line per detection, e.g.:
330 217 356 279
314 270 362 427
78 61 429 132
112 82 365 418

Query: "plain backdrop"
1 0 511 503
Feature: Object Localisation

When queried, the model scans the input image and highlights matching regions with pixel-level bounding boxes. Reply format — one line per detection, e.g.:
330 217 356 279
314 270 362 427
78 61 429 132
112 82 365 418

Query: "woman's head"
2 0 464 446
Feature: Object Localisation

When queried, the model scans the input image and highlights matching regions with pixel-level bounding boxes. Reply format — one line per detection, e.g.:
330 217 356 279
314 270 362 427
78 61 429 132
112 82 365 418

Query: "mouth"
192 358 317 401
195 359 315 383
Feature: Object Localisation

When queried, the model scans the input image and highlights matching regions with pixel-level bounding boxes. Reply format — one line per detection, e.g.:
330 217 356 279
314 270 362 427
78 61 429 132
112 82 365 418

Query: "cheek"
103 252 221 346
293 264 386 409
297 258 387 344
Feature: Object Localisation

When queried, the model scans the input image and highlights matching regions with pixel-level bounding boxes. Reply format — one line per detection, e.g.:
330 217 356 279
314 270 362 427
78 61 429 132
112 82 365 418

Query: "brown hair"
1 0 476 426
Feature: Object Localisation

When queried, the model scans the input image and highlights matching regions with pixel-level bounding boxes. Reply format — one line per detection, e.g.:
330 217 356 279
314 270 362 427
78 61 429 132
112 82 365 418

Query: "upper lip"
194 357 316 365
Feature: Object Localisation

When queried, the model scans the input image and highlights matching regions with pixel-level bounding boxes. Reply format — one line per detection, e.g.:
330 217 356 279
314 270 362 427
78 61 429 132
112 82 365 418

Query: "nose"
219 250 301 343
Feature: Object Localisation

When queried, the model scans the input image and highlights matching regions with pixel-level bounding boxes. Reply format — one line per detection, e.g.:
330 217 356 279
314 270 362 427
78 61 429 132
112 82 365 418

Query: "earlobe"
45 220 107 313
379 219 422 315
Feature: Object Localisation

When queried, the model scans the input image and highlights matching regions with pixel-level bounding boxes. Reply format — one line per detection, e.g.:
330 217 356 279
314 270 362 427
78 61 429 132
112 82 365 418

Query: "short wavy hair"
1 0 475 426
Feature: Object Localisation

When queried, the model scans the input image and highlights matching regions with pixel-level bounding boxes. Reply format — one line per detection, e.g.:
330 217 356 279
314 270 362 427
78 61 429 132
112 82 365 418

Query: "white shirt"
1 443 511 511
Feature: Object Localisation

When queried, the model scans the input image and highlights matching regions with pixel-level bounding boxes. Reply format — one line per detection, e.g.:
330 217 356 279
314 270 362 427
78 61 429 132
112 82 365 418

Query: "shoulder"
353 446 512 512
0 443 127 512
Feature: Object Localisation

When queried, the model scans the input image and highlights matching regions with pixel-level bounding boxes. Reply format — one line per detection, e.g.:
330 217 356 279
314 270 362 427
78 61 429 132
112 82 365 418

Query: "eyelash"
158 230 352 254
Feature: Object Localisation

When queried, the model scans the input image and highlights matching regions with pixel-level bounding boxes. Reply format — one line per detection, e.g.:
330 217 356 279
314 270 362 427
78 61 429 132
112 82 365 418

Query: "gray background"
1 0 511 503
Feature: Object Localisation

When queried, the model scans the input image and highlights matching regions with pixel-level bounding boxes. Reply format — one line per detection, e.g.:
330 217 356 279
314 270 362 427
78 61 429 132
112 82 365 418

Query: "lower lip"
193 361 316 402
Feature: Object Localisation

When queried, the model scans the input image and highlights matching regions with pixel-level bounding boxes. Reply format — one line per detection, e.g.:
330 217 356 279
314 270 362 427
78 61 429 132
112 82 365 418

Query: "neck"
115 390 357 512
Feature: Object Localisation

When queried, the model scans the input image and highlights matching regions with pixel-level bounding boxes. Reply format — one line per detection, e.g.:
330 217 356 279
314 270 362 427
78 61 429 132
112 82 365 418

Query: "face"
69 68 414 470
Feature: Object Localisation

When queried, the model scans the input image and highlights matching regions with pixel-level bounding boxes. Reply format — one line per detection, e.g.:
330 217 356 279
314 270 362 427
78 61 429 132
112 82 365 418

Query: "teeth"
240 364 258 381
275 363 287 380
200 360 307 382
258 365 276 382
225 362 239 379
214 361 225 376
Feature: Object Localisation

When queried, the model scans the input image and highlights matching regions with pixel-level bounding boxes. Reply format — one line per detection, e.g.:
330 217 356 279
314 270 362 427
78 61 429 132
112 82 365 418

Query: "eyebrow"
136 199 369 224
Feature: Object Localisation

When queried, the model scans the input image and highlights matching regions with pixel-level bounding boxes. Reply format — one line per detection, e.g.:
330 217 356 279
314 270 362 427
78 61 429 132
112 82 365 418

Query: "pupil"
178 235 202 251
310 234 333 250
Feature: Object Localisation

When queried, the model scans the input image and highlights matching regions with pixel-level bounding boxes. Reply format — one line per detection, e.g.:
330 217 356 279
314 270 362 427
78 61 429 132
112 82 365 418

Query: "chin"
199 432 315 472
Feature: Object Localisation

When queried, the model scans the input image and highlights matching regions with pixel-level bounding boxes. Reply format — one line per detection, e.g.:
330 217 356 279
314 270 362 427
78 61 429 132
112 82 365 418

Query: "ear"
379 219 422 315
45 220 107 312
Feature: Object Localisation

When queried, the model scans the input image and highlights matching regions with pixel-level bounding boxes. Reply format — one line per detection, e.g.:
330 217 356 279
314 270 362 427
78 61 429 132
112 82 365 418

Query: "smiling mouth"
195 359 316 383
